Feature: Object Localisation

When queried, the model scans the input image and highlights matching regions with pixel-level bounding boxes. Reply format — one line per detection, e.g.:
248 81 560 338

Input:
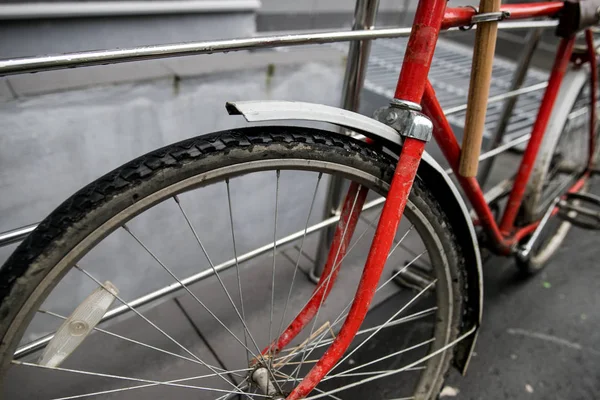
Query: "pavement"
444 207 600 400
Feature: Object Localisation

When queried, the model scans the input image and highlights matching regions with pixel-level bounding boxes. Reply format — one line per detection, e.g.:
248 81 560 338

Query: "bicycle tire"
0 126 467 399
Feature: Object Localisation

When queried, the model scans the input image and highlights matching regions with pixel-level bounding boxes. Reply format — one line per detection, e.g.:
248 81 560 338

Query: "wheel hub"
250 366 285 399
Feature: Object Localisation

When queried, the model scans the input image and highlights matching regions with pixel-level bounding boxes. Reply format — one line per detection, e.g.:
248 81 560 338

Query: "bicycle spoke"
330 280 437 374
276 173 323 351
283 307 417 381
331 368 424 378
38 309 247 377
44 368 252 400
276 202 385 361
376 250 427 295
278 201 379 375
274 371 343 400
283 224 418 380
172 195 278 387
12 361 268 398
269 170 281 360
322 233 424 338
122 223 259 361
274 307 437 366
225 178 250 366
73 265 243 394
214 377 251 400
291 186 363 382
285 244 426 378
303 327 477 400
264 170 286 395
333 251 426 328
323 338 434 380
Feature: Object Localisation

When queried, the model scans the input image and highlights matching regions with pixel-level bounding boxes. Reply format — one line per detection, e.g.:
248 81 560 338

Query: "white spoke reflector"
39 281 118 368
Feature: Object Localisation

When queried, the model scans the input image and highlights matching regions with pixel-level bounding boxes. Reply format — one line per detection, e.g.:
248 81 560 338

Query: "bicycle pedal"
392 262 434 292
557 192 600 230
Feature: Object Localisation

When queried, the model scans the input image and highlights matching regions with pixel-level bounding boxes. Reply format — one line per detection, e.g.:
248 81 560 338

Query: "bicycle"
0 0 599 398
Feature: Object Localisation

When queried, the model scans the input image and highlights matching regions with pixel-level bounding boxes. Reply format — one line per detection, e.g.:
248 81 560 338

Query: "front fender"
227 100 482 373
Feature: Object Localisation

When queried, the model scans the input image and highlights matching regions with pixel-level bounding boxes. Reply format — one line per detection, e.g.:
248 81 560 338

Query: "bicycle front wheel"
0 126 467 399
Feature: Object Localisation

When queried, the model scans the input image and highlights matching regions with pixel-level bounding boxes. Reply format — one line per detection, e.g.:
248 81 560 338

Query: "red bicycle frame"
282 2 598 398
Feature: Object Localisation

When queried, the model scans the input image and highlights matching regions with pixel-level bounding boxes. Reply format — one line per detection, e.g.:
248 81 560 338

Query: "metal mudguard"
227 100 482 373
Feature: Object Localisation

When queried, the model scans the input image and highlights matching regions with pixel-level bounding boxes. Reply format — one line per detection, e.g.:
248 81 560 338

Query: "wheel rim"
3 158 458 399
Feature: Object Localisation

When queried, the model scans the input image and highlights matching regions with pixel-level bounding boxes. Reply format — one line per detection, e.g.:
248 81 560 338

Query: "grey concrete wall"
259 0 410 13
0 12 256 59
257 0 412 31
0 60 347 341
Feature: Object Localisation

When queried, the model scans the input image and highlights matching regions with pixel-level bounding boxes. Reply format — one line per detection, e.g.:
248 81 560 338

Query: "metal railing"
0 4 555 249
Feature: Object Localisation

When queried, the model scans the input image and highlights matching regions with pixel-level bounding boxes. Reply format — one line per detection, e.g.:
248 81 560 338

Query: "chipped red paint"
287 139 427 400
585 30 597 169
264 182 368 356
440 7 474 29
499 37 576 234
441 2 563 29
394 0 446 102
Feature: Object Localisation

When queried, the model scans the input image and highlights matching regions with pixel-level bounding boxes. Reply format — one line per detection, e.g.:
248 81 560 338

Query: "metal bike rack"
0 3 556 265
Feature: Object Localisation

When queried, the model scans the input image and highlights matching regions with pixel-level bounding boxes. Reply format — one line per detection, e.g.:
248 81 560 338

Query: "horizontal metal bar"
14 196 385 358
443 81 548 115
0 20 558 76
0 28 413 76
478 133 531 161
0 1 261 20
445 133 531 175
0 223 37 247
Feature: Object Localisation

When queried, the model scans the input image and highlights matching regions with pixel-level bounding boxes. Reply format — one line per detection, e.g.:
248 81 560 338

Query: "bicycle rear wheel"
518 71 596 273
0 126 467 399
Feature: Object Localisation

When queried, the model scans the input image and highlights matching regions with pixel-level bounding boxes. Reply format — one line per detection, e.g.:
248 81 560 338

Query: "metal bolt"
68 320 89 336
385 111 398 123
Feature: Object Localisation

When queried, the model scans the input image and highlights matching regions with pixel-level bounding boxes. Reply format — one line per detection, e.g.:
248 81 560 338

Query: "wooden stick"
459 0 502 177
